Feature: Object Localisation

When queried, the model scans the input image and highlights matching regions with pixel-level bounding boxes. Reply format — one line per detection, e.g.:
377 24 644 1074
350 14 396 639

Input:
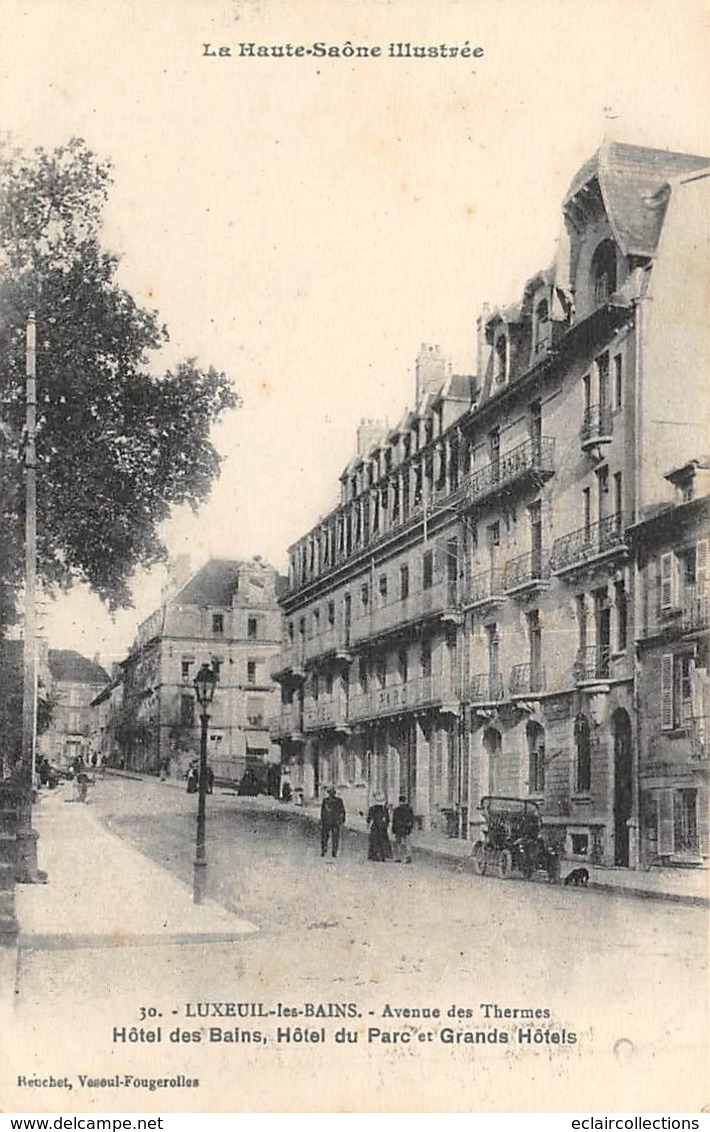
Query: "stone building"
630 459 710 865
42 650 109 769
270 141 710 869
113 558 284 788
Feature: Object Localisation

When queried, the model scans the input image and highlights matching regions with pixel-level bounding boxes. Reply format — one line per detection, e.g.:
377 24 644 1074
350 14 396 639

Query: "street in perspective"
0 51 708 1116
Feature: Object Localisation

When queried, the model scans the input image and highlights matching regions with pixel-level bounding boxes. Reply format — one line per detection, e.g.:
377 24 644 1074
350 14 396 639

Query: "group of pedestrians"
319 787 415 864
185 760 214 795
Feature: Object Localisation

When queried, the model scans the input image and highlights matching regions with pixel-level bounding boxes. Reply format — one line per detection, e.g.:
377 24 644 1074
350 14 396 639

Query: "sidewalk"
13 787 258 951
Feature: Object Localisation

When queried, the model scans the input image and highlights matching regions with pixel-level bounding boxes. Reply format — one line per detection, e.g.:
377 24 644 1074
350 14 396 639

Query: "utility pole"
16 312 47 884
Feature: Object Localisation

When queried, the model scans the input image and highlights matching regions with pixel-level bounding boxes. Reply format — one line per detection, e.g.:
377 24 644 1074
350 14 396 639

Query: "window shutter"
661 654 674 730
658 790 675 856
696 538 708 585
660 553 675 611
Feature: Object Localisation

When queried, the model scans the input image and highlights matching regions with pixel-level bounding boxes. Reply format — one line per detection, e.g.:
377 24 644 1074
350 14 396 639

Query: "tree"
0 137 239 623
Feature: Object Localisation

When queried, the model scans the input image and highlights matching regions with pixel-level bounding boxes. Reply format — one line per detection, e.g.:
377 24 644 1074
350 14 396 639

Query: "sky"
1 0 709 673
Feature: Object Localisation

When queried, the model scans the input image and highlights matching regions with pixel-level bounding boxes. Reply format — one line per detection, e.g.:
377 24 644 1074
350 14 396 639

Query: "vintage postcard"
0 0 708 1116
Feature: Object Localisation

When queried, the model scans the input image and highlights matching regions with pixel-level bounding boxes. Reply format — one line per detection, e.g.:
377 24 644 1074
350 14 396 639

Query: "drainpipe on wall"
630 297 647 870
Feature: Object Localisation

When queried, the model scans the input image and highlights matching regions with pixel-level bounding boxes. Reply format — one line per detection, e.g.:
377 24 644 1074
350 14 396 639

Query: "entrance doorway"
483 727 502 795
612 708 632 866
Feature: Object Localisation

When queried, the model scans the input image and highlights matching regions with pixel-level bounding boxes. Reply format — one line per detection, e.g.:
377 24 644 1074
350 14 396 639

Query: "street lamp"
192 661 219 904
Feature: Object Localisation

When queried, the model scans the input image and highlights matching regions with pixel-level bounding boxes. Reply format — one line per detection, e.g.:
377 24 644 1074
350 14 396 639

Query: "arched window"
535 299 550 353
574 714 592 793
591 240 617 305
494 335 507 383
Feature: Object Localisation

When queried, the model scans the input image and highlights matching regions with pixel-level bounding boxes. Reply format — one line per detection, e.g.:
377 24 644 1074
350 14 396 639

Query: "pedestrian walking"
320 786 346 858
205 764 215 795
186 760 198 794
392 795 415 863
367 794 392 861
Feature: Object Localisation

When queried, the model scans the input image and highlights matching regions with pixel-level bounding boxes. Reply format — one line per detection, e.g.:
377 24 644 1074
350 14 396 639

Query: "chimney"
415 343 447 404
476 304 491 381
356 418 387 457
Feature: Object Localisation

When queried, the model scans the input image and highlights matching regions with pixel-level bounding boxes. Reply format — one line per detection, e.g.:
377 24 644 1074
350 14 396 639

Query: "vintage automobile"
471 795 561 882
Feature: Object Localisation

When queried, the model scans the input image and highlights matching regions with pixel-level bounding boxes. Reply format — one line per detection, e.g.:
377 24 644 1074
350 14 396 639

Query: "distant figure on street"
204 764 215 795
186 760 198 794
367 795 392 862
320 786 346 858
392 795 415 863
159 757 169 782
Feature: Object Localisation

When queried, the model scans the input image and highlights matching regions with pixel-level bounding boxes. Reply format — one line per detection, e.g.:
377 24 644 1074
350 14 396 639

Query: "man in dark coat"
392 795 415 863
320 787 346 858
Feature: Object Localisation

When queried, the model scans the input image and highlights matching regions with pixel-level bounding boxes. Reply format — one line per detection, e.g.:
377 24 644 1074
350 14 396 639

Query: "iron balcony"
550 513 627 574
580 404 613 451
348 673 457 721
468 671 506 704
459 437 555 509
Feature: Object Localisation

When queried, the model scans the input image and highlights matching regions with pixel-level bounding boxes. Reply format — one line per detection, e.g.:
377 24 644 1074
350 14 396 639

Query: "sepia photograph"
0 0 708 1116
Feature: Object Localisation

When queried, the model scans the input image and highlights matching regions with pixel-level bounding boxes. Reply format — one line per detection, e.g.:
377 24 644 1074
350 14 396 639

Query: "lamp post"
192 661 218 904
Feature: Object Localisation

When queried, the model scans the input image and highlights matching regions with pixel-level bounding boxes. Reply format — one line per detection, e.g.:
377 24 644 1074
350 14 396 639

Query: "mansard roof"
563 140 710 257
48 649 109 685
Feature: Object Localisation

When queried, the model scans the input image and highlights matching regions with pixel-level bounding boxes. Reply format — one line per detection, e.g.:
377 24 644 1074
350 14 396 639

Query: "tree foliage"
0 138 239 617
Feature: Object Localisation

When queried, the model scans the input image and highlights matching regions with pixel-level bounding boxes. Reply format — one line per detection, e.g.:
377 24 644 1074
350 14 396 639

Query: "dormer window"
591 239 617 305
534 298 550 354
494 334 507 383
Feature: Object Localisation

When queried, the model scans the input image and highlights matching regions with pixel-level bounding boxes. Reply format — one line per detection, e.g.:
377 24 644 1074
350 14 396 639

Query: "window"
613 472 622 524
527 725 545 795
361 583 369 609
421 639 432 678
494 335 507 383
583 487 591 533
614 354 623 409
299 617 306 641
422 549 433 590
247 661 257 685
570 833 589 857
325 672 333 696
247 617 258 640
327 600 335 627
574 715 591 793
181 660 191 680
400 563 410 600
378 574 388 602
287 621 294 643
359 657 369 694
661 653 694 730
397 646 408 684
591 239 617 304
180 695 195 728
246 697 265 726
576 594 587 653
534 299 550 353
615 580 628 651
312 607 320 636
212 613 224 634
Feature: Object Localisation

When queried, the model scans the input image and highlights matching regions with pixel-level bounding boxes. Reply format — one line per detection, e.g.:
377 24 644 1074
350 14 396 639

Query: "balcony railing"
460 437 555 508
270 703 304 739
682 585 710 632
573 645 611 683
509 662 546 697
302 696 349 732
269 642 306 679
502 549 550 593
468 671 505 704
550 513 626 574
580 404 613 450
304 624 351 662
348 673 456 722
350 575 458 645
463 568 505 608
